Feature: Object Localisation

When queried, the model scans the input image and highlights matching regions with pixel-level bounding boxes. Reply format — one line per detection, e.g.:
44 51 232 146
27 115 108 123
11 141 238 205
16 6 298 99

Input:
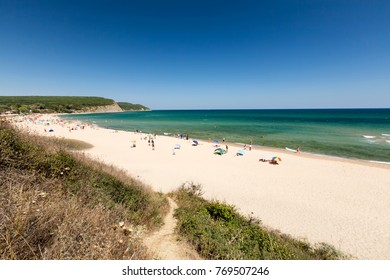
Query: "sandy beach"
10 114 390 259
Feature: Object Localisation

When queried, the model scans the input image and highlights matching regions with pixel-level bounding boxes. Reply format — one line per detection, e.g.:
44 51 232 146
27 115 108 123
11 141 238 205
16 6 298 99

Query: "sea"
63 109 390 163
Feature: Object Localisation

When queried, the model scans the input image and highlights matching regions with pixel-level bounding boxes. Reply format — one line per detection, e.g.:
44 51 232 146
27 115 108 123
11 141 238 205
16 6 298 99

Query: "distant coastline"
0 96 149 115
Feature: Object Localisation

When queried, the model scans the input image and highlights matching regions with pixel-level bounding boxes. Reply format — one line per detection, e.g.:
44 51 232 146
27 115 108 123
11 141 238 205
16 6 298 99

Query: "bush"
170 183 346 260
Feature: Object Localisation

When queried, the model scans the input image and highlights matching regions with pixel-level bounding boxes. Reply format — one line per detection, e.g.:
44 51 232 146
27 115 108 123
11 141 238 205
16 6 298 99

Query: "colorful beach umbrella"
272 156 282 161
192 140 199 146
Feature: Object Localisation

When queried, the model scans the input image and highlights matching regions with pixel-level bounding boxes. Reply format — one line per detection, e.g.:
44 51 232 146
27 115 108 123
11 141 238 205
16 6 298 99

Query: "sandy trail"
143 198 201 260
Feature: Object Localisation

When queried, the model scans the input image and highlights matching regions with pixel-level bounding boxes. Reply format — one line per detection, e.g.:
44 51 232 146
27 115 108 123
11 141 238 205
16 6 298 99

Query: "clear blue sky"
1 0 389 109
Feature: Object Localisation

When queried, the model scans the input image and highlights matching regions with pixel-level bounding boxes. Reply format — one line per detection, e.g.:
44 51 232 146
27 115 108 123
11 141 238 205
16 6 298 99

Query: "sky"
0 0 389 109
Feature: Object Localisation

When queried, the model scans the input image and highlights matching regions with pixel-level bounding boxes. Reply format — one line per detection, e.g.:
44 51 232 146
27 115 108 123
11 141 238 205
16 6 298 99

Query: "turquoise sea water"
64 109 390 162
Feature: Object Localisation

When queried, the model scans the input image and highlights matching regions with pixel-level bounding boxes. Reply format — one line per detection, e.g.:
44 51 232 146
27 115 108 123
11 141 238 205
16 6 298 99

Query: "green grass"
170 182 347 260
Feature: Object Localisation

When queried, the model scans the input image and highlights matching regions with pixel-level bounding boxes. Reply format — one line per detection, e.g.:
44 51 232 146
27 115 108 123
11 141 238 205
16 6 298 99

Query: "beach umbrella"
174 144 181 149
237 149 245 155
192 140 199 146
214 148 226 155
213 139 219 143
272 156 282 162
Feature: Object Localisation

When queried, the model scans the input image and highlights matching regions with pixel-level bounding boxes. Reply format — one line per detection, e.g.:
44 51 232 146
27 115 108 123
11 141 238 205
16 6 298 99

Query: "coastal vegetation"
0 96 149 114
170 182 346 260
0 122 167 259
117 102 149 111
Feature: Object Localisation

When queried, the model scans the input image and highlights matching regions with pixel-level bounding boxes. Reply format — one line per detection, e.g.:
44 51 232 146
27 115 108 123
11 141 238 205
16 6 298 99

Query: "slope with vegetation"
0 121 167 259
170 183 347 260
117 102 150 111
0 96 149 114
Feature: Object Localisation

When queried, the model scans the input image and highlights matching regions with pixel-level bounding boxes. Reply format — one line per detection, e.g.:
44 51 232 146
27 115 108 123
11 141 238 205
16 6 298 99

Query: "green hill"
0 96 116 114
117 102 150 111
0 96 149 114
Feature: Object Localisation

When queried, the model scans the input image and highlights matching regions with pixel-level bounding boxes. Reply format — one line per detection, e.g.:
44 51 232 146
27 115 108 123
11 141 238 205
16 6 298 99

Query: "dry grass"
0 122 168 259
52 138 94 150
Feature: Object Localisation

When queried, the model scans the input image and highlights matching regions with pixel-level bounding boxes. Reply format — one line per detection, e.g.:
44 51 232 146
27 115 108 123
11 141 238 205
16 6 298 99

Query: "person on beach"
151 139 155 150
296 146 301 153
226 145 228 153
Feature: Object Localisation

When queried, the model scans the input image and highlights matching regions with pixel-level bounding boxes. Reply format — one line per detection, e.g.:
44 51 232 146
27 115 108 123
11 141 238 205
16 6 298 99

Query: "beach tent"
192 140 199 146
214 148 226 155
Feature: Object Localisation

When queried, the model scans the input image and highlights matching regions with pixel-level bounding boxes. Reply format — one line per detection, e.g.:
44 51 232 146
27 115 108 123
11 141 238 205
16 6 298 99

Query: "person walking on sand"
151 139 155 150
226 145 228 153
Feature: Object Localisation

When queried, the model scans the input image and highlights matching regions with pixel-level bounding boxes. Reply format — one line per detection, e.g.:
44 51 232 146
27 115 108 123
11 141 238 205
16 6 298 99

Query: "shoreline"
7 114 390 259
60 112 390 166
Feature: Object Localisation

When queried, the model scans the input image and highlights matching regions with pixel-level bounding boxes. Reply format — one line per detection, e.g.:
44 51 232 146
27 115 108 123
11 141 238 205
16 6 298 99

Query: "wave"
382 134 390 137
363 135 376 139
386 140 390 144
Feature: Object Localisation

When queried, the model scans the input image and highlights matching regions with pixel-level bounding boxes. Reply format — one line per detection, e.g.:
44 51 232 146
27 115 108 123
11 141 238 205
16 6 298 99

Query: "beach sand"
10 115 390 259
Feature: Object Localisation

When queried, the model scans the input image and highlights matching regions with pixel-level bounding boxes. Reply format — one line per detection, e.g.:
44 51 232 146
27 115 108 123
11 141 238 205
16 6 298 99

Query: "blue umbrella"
192 140 199 145
213 139 219 143
237 149 245 155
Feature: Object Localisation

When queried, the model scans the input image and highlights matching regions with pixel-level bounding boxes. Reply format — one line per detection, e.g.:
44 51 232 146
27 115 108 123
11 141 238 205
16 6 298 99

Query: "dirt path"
143 198 202 260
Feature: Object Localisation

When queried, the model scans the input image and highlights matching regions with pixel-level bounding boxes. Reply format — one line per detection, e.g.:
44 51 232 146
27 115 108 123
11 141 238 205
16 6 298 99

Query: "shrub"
171 183 345 260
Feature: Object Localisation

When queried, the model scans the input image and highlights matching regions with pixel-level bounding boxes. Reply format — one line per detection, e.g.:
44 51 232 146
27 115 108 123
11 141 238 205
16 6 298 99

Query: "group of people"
130 133 156 150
